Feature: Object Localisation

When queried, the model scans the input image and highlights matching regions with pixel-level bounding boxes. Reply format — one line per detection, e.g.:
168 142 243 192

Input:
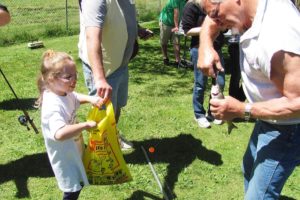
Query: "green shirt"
160 0 186 27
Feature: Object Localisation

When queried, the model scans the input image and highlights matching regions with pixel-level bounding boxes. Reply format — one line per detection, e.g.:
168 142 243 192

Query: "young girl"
36 50 102 200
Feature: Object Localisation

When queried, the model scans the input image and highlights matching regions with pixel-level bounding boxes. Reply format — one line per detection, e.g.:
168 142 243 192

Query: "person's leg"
160 22 172 64
162 42 169 64
190 48 210 128
172 34 181 63
106 66 132 149
106 66 128 123
115 66 128 123
81 61 97 96
63 190 81 200
191 48 207 118
242 121 260 192
243 121 300 199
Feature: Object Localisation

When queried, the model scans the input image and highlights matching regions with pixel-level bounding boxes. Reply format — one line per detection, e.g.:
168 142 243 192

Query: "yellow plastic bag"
83 101 132 185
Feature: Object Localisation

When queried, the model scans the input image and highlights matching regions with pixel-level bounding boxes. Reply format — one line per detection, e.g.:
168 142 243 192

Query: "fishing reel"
1 67 39 134
18 115 30 131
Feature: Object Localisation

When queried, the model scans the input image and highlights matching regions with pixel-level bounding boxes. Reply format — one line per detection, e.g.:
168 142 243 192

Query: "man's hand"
210 96 244 121
197 16 224 78
197 45 223 78
95 79 112 104
171 27 179 33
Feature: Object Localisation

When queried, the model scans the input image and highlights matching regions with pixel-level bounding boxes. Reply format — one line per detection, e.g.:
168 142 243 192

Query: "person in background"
159 0 186 66
36 50 101 200
181 0 225 128
78 0 153 150
0 4 10 26
227 34 246 102
197 0 300 199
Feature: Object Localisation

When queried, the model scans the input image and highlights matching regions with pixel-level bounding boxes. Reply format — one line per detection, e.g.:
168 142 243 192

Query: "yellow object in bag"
83 101 132 185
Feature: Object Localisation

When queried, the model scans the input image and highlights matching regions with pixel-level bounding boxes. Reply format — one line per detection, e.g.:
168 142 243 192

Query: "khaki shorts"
159 21 179 45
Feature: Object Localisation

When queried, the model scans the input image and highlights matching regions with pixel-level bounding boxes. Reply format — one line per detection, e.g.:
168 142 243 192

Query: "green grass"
0 24 300 200
0 0 79 46
0 0 167 46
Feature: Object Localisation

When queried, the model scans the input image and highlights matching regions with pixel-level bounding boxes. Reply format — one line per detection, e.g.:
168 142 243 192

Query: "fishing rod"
141 145 170 200
0 67 39 134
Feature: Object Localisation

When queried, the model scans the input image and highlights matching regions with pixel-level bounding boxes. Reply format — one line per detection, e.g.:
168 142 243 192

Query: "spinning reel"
18 115 34 131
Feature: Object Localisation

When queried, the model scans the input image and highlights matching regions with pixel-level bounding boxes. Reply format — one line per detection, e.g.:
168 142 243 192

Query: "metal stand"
179 35 193 69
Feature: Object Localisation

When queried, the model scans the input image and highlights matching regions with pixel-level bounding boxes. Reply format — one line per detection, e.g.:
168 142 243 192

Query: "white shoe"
118 132 133 151
213 119 223 125
195 116 211 128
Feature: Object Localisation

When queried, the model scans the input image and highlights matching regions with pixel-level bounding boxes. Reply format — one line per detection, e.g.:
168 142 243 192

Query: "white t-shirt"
240 0 300 125
41 90 89 192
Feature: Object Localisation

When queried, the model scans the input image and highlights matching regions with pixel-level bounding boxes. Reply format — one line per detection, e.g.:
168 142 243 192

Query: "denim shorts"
81 61 128 112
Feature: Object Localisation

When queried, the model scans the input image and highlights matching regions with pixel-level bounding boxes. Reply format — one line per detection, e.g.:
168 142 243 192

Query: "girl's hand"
92 96 104 108
85 121 97 129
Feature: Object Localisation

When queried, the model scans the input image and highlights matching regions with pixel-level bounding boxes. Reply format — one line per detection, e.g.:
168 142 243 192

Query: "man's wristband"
244 103 252 121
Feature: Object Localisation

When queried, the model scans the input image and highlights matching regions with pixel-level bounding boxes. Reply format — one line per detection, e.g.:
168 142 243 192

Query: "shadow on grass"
0 134 218 199
127 190 162 200
0 98 37 111
125 133 223 200
0 152 54 198
130 42 193 78
279 196 297 200
0 134 296 200
129 44 195 98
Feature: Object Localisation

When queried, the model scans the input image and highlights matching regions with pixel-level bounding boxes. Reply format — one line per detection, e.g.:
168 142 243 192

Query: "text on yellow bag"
83 101 132 185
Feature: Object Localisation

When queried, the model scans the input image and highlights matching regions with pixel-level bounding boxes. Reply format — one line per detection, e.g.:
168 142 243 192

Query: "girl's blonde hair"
35 50 74 107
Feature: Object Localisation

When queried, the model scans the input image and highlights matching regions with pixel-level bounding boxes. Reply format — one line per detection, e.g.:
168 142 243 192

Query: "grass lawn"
0 23 300 199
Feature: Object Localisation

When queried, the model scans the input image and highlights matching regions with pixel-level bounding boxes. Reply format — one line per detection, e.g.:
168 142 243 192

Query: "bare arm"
210 51 300 121
251 51 300 120
86 27 112 102
54 93 102 141
172 8 179 32
76 92 103 107
197 16 223 78
186 27 201 36
55 121 97 141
